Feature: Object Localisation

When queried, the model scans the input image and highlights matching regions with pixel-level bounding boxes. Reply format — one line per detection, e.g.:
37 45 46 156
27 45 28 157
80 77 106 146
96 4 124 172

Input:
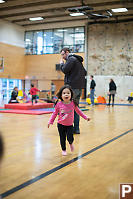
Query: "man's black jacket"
90 79 96 89
60 54 87 89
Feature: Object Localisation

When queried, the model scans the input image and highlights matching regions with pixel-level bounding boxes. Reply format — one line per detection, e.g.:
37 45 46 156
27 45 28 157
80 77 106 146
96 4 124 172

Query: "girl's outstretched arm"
75 106 90 121
86 117 90 121
48 103 59 127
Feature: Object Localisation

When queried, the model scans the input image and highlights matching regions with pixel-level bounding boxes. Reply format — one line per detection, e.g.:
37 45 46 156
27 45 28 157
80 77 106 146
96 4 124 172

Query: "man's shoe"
73 130 80 134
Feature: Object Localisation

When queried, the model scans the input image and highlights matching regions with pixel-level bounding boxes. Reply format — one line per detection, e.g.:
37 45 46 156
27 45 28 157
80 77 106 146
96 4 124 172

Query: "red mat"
4 103 54 110
0 109 53 115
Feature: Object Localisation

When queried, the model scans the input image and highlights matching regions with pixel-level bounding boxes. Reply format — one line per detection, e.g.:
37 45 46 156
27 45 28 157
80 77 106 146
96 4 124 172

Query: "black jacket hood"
69 54 83 63
60 53 86 88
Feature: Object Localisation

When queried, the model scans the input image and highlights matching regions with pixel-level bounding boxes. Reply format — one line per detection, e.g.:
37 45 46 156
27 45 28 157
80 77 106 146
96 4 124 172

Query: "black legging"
109 94 115 105
32 95 37 105
57 123 74 151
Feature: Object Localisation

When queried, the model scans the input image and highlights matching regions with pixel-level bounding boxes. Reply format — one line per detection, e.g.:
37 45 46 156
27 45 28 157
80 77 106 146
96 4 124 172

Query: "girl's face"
61 88 71 103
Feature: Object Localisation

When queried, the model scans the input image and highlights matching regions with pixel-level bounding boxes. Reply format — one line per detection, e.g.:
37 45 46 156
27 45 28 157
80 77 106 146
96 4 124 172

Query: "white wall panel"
87 75 133 100
0 19 24 47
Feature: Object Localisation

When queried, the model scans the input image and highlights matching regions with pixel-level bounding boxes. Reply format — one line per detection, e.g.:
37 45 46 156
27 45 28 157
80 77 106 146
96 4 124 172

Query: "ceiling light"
0 0 5 3
29 17 44 21
107 11 112 16
111 8 128 13
70 13 84 17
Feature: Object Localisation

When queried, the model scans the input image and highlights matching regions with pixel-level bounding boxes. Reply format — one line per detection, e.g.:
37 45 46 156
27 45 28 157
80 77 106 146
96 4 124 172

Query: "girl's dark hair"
55 85 78 106
31 84 34 87
0 134 4 161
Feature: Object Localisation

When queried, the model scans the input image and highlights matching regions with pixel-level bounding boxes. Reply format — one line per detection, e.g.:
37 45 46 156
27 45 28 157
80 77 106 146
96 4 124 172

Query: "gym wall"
25 53 84 90
0 42 25 79
0 19 25 79
86 21 133 100
87 22 133 76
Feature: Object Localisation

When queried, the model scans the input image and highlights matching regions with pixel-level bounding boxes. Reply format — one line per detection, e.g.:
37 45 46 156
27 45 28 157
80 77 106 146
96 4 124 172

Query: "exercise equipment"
4 103 54 110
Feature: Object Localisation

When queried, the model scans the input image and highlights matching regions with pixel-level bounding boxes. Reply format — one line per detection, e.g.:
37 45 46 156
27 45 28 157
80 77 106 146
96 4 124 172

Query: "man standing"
51 82 56 99
90 75 96 106
60 48 87 134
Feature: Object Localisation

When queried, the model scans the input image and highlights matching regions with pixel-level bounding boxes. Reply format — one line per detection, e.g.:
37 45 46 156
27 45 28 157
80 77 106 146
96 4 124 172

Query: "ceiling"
0 0 133 28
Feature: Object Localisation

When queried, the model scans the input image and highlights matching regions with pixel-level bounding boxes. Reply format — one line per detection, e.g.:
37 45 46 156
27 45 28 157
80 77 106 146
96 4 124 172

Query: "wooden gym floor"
0 104 133 199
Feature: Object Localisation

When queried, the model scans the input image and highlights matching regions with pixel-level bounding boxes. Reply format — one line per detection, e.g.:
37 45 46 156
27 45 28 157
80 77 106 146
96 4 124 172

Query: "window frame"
25 26 85 55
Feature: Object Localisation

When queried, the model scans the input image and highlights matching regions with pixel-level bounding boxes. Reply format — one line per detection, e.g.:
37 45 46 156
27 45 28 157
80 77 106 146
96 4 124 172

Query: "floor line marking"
1 128 133 198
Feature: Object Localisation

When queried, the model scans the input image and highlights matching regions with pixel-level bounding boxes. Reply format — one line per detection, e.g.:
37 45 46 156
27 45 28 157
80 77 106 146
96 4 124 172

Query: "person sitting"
8 87 19 103
128 96 133 103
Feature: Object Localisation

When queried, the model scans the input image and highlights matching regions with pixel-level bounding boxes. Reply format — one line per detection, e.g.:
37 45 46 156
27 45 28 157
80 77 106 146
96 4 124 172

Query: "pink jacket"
48 101 88 126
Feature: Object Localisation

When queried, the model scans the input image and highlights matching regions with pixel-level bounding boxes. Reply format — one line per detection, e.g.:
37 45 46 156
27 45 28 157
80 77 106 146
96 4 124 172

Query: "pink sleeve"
30 88 33 95
48 103 59 124
35 88 40 92
74 106 88 120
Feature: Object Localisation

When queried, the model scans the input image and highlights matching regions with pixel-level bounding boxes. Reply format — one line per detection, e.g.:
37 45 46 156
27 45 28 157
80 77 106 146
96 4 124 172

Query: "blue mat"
112 103 133 106
98 103 133 106
31 108 54 111
79 102 87 104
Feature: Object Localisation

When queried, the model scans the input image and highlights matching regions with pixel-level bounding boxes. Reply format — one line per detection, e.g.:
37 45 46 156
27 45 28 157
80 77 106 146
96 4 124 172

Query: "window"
25 31 33 55
43 30 53 54
37 31 43 55
33 31 43 55
63 28 74 52
25 27 85 55
53 29 63 54
0 78 22 101
74 27 85 52
2 79 7 88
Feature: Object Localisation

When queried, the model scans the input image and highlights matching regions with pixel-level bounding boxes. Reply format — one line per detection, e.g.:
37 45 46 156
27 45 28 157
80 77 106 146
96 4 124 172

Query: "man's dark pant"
57 123 74 151
90 89 95 105
72 89 82 133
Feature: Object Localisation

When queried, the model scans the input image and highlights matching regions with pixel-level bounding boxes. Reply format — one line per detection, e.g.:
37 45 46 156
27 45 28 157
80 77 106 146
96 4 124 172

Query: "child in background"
48 85 90 156
1 90 4 100
30 84 40 105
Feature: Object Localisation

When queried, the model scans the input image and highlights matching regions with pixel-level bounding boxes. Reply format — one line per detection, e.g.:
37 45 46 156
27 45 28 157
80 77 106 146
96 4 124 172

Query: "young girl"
48 85 90 156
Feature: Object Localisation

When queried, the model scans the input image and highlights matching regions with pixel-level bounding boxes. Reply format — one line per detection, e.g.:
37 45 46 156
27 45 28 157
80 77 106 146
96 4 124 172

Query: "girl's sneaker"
62 150 67 156
70 144 74 152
